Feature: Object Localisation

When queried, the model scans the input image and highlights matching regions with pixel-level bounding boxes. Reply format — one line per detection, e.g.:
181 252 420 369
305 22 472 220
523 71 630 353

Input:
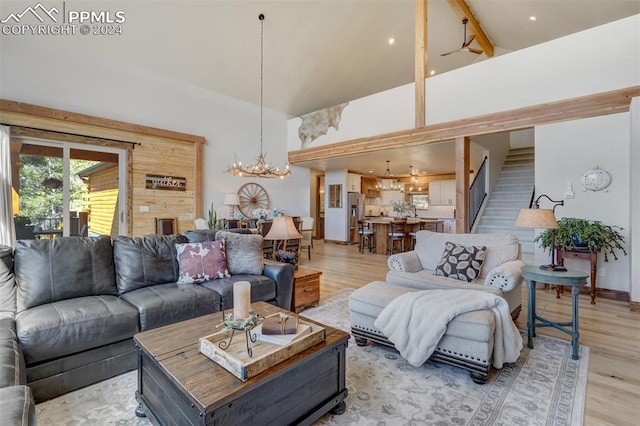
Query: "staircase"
475 147 535 261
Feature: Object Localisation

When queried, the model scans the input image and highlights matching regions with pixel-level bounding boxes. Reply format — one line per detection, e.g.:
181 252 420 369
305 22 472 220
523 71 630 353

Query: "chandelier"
409 165 418 184
226 13 291 179
376 160 402 191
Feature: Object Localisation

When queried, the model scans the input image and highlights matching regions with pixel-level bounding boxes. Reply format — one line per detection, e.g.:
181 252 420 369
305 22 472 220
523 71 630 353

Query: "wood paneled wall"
0 100 205 237
86 165 119 237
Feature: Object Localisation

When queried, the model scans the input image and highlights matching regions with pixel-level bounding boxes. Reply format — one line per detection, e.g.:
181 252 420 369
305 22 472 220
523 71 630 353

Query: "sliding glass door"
11 137 127 238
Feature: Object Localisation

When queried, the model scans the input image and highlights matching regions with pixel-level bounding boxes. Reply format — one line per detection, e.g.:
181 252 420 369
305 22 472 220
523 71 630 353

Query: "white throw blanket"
373 289 523 368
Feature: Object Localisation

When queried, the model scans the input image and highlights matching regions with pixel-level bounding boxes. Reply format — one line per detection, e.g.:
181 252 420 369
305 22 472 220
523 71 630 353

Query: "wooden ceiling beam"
288 86 639 164
446 0 494 57
414 0 428 128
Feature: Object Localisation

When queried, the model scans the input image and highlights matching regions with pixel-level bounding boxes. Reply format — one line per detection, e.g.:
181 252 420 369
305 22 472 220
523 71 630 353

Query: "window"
410 194 429 210
328 184 342 208
11 137 127 238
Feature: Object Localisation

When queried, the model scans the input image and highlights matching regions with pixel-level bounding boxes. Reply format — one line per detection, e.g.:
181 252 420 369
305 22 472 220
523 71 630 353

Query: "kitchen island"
363 218 444 255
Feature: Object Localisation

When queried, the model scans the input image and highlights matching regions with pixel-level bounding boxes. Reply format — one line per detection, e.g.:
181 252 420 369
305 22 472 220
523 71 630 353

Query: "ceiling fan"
441 18 483 56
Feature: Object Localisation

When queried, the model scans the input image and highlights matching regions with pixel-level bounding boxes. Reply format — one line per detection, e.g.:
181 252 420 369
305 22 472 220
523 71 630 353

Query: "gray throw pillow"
434 242 486 283
215 231 264 275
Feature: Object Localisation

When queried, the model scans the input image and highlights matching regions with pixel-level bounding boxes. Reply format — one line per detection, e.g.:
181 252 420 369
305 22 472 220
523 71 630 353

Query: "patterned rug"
36 289 589 425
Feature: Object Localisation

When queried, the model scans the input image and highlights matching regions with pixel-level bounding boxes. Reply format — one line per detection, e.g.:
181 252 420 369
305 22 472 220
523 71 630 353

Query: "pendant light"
226 13 291 179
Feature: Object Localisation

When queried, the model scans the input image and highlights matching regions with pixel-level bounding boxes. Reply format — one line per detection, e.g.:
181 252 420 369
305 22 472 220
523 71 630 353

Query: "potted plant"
534 217 627 262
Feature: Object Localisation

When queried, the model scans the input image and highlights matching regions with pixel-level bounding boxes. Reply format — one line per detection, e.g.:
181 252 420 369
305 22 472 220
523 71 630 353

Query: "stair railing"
469 156 488 230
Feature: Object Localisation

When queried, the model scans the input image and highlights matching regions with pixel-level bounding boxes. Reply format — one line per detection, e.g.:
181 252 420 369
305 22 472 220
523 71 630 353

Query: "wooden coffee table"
133 301 349 425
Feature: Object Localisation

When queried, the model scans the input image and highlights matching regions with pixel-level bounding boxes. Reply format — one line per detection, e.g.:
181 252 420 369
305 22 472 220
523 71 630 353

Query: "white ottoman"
349 281 496 384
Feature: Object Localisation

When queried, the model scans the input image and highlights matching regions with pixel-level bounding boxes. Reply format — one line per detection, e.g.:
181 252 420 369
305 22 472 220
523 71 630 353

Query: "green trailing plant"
534 217 627 262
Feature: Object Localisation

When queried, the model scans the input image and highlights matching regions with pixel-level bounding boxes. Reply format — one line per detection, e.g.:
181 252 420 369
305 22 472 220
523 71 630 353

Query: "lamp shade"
224 193 240 206
515 208 558 229
264 216 302 240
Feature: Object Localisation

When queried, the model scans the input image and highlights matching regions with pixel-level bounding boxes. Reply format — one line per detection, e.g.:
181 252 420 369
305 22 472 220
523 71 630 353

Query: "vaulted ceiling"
4 0 638 176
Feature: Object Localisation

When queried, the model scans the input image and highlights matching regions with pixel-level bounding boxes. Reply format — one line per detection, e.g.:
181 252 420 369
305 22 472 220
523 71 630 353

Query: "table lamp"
515 194 566 271
224 194 240 219
264 216 302 252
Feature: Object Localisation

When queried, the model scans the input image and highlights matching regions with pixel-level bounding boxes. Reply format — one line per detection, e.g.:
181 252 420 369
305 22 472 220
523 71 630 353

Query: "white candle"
233 281 251 320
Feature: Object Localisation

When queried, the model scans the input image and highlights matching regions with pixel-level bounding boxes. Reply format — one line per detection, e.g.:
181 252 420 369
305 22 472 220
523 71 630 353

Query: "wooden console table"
556 247 598 304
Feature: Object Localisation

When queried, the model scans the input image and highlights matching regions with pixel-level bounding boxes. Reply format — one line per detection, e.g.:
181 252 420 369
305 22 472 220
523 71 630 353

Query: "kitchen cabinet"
381 189 404 206
443 219 456 233
429 180 456 206
347 173 361 192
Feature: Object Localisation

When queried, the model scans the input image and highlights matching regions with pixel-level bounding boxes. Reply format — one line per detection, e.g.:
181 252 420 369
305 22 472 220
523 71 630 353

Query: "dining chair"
155 218 176 235
194 218 208 229
300 216 315 260
259 221 275 259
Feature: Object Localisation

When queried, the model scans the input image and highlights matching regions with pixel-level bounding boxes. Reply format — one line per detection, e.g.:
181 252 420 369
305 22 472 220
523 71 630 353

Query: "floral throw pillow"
176 240 230 284
434 242 486 283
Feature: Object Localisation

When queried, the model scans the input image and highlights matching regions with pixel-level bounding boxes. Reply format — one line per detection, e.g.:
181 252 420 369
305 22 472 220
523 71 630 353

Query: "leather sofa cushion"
16 295 139 365
201 274 276 310
0 245 16 314
120 282 220 331
14 237 117 312
0 339 26 387
0 386 36 426
0 314 17 341
182 229 218 243
113 234 187 294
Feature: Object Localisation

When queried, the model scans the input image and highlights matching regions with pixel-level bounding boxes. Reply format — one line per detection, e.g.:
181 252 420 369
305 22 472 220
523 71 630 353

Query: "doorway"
10 137 127 238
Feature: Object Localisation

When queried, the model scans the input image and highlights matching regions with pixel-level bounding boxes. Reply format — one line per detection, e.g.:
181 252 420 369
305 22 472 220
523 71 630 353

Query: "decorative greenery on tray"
534 217 627 262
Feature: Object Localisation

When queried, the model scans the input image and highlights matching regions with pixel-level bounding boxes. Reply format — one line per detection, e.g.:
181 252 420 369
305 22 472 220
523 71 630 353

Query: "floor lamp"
515 194 566 272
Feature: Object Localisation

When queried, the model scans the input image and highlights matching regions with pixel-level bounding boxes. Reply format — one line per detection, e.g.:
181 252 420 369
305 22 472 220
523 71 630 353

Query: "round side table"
521 265 588 360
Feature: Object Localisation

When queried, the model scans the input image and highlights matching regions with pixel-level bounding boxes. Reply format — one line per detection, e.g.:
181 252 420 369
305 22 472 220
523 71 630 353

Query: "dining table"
363 217 444 255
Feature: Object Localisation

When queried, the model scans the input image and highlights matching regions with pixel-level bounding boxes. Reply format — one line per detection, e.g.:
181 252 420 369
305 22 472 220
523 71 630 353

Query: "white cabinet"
429 180 456 206
381 188 404 206
347 173 361 192
443 220 456 234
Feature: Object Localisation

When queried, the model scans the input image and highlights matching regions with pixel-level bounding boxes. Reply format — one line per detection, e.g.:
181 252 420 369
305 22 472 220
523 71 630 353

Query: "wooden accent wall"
0 100 205 237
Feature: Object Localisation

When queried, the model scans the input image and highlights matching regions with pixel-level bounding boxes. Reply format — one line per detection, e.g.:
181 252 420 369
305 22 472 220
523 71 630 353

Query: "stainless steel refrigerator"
347 192 365 244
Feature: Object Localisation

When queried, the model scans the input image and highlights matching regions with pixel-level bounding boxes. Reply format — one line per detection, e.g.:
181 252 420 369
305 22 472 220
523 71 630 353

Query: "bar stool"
358 220 376 253
388 219 407 254
409 220 428 250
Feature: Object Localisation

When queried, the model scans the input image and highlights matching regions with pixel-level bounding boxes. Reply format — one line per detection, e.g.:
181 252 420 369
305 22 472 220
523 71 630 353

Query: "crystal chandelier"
376 160 402 191
409 165 418 184
226 13 291 179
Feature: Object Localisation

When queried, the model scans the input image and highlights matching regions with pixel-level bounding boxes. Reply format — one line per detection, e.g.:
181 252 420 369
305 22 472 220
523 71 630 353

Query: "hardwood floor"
300 240 640 426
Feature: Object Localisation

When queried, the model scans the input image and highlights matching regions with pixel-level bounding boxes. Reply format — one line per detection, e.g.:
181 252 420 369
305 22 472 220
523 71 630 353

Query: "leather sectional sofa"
0 231 294 424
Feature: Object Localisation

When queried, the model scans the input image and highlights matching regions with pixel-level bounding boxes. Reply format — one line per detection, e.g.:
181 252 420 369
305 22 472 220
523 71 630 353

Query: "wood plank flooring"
300 240 640 426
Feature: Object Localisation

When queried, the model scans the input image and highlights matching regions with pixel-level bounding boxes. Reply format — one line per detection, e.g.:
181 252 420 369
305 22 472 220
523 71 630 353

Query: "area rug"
36 289 589 425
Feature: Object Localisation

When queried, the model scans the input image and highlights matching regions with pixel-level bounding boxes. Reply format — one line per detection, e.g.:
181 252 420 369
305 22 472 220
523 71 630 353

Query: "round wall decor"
237 183 269 218
581 166 611 192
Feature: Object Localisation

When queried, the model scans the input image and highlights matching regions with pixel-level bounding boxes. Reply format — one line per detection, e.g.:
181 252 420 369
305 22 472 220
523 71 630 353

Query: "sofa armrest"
387 251 422 273
484 260 527 292
262 259 295 310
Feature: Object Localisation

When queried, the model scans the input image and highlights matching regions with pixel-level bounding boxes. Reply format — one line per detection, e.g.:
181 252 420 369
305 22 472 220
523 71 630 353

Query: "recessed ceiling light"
388 37 395 45
430 69 436 76
367 170 374 174
529 16 536 21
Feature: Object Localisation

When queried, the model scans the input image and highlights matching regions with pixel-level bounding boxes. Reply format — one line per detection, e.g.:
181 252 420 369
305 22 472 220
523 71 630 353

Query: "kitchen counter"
362 218 444 254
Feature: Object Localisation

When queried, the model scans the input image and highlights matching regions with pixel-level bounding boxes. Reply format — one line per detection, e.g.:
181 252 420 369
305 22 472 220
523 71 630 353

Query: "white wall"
535 113 630 292
472 133 510 195
0 39 309 220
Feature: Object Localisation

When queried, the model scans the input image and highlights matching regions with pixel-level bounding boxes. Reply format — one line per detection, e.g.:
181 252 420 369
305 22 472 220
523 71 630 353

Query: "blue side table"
521 265 588 360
